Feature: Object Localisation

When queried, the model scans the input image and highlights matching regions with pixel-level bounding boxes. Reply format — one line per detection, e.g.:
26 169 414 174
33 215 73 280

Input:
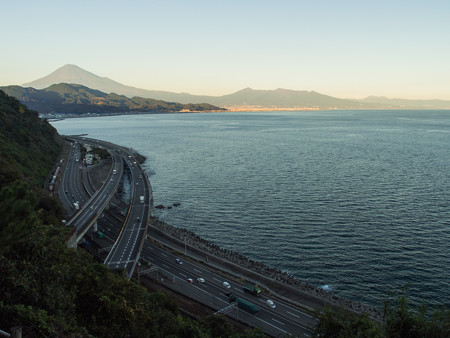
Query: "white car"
223 281 231 289
175 258 183 264
197 278 205 283
267 299 276 309
187 278 193 284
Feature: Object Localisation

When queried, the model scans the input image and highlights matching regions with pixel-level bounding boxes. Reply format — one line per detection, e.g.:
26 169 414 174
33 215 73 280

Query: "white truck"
140 196 144 203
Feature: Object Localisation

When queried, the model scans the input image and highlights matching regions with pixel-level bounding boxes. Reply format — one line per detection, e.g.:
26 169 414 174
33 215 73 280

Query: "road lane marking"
215 297 229 304
271 318 285 326
286 311 301 318
253 317 288 334
212 277 222 282
193 268 203 273
287 309 314 319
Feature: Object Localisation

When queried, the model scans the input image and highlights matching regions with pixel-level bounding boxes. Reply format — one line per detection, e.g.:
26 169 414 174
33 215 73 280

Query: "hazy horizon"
2 0 450 100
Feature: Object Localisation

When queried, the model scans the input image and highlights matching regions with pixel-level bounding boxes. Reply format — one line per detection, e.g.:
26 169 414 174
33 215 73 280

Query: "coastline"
82 133 383 321
74 135 388 331
45 107 450 121
148 215 383 321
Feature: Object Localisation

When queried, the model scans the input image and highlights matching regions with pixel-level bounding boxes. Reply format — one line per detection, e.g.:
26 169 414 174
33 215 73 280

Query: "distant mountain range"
0 83 223 115
358 96 450 110
15 64 450 110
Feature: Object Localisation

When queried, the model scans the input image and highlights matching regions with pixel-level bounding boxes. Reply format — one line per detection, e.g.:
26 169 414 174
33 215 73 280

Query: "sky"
1 0 450 99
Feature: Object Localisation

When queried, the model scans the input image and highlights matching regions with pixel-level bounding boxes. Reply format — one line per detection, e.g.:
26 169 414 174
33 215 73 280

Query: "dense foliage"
0 90 253 337
0 90 62 186
1 84 225 115
313 289 450 337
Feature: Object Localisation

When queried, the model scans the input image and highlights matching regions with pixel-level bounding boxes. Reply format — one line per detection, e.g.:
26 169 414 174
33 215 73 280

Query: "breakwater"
149 216 382 320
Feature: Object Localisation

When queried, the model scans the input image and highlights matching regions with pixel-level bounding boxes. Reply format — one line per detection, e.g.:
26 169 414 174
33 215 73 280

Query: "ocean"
51 109 450 309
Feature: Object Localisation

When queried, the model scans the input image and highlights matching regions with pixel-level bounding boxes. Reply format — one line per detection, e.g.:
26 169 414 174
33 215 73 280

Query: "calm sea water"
52 110 450 309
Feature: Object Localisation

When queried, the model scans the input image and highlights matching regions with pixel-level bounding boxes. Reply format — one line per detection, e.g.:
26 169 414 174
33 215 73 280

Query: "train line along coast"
69 135 381 326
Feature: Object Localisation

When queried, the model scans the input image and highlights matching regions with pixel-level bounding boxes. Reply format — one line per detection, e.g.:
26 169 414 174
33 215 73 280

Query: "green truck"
229 294 260 315
243 282 261 296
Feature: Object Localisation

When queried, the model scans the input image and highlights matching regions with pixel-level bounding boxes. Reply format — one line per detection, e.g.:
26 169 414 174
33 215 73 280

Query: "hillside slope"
0 90 244 337
1 83 224 115
0 90 62 186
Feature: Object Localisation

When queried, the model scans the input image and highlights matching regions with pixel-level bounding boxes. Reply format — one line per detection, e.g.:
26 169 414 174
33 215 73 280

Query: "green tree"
384 289 450 338
313 305 383 338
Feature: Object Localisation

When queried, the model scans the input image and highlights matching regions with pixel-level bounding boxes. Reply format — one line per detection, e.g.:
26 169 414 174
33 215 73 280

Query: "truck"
73 202 80 210
243 282 261 296
229 294 260 315
140 195 144 203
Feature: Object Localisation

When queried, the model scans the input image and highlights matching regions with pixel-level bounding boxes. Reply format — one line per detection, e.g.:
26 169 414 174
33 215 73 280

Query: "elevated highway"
61 136 153 278
104 151 152 278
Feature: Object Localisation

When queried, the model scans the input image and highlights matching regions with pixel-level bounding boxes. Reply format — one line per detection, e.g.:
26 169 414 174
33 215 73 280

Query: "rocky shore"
149 216 383 321
82 140 382 321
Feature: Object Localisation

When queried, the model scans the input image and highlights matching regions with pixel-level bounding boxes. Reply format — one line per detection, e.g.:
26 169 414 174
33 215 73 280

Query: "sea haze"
52 110 450 309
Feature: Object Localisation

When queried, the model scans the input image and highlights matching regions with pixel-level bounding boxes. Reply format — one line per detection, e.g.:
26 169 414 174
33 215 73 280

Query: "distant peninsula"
0 83 225 117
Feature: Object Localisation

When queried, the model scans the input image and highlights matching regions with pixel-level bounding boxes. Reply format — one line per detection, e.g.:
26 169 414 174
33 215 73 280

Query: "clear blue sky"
2 0 450 99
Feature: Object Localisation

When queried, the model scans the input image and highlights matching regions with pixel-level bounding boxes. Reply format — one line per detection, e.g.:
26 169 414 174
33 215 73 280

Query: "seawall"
148 216 382 320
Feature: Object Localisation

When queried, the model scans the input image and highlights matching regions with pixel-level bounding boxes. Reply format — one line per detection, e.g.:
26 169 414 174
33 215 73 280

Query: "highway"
60 136 152 278
59 142 89 213
104 153 151 277
139 243 316 336
96 210 317 336
65 146 123 240
58 136 317 336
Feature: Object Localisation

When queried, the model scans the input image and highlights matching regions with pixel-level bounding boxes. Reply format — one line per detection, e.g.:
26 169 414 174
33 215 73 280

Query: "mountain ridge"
20 64 450 109
0 83 224 115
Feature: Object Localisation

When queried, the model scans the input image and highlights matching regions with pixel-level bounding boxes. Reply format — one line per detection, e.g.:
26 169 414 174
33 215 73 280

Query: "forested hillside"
1 84 225 115
0 90 258 337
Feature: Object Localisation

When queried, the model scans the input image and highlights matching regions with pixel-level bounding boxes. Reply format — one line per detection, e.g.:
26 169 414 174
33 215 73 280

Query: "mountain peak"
23 64 99 89
22 64 124 93
59 64 83 70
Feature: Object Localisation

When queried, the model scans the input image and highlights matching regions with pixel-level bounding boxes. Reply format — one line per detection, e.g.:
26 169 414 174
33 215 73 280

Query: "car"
187 278 193 284
137 216 140 221
175 258 183 264
223 281 231 289
90 206 93 210
267 299 276 309
197 278 205 283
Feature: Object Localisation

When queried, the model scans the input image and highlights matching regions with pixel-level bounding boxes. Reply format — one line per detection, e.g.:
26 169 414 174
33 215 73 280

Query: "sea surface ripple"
52 110 450 309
